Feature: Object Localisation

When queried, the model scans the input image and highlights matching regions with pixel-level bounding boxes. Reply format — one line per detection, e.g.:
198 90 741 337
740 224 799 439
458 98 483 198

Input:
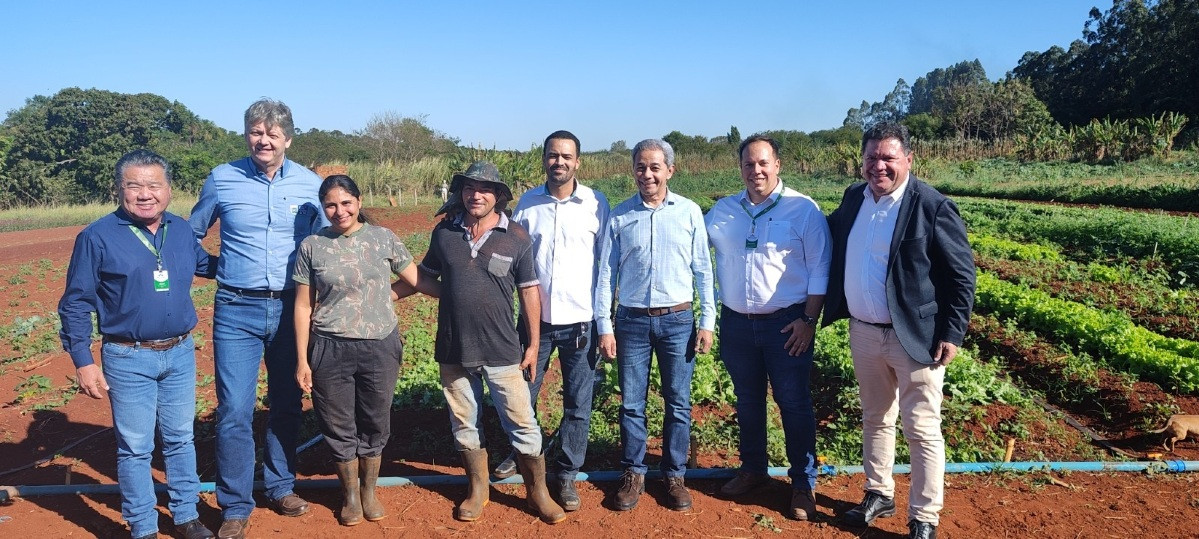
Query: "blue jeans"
528 321 601 480
614 306 696 477
212 288 302 518
102 335 200 537
440 363 542 455
719 305 817 489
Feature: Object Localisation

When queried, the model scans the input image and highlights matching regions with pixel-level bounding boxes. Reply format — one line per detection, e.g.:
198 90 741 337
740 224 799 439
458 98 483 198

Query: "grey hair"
244 98 295 138
631 138 675 168
114 149 172 190
861 121 911 154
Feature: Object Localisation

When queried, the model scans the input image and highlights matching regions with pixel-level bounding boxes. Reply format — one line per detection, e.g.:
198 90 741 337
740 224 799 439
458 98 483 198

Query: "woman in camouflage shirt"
293 175 433 526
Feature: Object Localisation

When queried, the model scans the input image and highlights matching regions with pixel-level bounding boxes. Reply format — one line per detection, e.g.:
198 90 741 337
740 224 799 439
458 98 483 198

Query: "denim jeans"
310 327 402 462
614 306 696 477
440 363 541 456
719 305 818 490
102 335 200 537
527 321 601 480
212 288 302 518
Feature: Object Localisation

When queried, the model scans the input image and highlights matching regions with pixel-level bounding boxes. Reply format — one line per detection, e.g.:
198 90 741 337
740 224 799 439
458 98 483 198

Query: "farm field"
0 182 1197 538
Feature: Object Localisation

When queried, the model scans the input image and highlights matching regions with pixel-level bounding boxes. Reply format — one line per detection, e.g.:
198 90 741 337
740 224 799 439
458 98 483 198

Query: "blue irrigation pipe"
5 461 1198 500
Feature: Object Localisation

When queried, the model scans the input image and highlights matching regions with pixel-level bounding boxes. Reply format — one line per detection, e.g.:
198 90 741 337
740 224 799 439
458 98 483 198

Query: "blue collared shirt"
189 157 326 290
59 209 216 368
595 189 716 334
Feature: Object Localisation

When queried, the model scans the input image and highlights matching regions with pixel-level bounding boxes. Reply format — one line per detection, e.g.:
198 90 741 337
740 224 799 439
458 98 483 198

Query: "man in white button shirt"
705 135 831 521
507 130 610 511
822 122 975 539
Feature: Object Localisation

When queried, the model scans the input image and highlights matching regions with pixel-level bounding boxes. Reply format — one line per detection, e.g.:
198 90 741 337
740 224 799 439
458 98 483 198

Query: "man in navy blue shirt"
189 99 326 539
59 149 216 539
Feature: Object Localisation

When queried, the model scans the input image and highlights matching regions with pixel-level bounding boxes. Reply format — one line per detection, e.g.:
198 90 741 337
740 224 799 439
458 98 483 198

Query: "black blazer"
822 176 976 364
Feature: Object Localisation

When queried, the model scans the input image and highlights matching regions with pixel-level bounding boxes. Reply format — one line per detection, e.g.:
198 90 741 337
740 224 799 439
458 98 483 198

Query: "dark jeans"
615 306 696 477
719 305 817 489
310 326 403 462
527 321 601 480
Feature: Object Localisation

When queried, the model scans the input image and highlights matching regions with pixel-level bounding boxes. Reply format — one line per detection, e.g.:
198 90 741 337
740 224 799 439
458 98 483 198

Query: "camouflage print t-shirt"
293 223 413 339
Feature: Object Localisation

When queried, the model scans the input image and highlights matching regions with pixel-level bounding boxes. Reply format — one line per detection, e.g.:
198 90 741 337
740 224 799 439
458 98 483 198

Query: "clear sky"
2 0 1104 151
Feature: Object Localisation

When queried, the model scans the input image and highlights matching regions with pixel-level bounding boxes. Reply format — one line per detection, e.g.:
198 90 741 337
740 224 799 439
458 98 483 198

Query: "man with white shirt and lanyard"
505 130 610 511
705 134 831 521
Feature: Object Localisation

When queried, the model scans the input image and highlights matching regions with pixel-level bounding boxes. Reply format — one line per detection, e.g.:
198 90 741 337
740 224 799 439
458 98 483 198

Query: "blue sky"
3 1 1104 151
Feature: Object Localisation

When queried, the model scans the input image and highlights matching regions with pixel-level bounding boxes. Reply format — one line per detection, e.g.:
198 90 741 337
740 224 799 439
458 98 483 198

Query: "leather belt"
219 283 287 299
624 302 691 317
724 304 802 320
852 317 893 329
104 333 188 351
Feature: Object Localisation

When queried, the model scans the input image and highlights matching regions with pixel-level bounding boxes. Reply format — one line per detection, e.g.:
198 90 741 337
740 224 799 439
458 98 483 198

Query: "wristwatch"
797 313 817 326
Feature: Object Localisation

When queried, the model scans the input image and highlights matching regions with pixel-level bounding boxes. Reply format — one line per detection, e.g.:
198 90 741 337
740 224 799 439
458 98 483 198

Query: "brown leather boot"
360 455 385 521
334 459 363 526
456 448 490 521
516 453 566 524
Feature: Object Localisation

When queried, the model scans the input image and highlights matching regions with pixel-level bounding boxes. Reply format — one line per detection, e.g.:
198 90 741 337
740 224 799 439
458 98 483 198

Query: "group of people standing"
59 95 974 539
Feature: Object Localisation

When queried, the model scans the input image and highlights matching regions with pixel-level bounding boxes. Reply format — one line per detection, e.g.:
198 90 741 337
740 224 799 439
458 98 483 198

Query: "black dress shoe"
841 490 896 527
175 519 215 539
909 519 937 539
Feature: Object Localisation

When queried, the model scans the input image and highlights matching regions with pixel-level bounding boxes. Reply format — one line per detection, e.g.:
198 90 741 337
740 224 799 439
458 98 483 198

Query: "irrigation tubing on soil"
5 461 1198 500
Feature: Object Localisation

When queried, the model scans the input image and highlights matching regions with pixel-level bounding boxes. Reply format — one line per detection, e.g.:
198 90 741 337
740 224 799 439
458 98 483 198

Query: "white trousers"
849 319 945 525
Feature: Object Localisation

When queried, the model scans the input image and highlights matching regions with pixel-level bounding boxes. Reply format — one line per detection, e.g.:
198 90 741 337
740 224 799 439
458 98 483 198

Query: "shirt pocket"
488 253 513 277
765 220 795 249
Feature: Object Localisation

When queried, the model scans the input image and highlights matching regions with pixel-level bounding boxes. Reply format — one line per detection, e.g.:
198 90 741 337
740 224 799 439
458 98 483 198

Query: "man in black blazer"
822 122 975 539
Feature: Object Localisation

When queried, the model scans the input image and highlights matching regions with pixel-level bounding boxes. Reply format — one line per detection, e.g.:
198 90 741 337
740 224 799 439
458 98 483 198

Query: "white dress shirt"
844 177 911 324
512 181 610 325
706 182 831 314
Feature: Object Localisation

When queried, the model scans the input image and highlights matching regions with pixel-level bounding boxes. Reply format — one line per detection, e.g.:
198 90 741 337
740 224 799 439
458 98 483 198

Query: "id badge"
153 269 170 292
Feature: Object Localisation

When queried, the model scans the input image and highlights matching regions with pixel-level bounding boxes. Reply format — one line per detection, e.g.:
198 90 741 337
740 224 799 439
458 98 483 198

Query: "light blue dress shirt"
595 189 716 334
189 157 327 290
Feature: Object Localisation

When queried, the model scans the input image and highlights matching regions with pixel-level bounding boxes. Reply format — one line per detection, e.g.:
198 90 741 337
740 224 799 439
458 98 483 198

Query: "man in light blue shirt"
595 138 715 513
190 99 326 539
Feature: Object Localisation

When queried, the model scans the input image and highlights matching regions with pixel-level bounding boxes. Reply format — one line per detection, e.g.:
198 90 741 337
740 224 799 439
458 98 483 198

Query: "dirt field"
0 205 1197 538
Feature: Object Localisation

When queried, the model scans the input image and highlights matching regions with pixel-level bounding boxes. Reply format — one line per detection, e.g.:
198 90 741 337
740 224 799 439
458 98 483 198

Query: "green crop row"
976 271 1199 393
960 198 1199 286
971 233 1199 341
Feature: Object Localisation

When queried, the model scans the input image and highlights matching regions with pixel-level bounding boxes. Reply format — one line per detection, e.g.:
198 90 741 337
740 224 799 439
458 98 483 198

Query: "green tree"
1014 0 1199 128
1 88 238 207
360 111 458 163
289 128 371 165
726 125 742 146
909 60 989 116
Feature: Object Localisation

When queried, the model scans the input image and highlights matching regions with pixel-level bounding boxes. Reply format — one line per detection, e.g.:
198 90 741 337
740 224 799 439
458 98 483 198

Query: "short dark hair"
319 174 371 224
738 134 780 161
114 149 171 191
861 121 911 154
543 130 581 157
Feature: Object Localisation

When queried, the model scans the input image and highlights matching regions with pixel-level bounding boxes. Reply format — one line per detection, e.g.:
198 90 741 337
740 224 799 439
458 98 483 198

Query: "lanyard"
128 222 167 270
742 192 781 247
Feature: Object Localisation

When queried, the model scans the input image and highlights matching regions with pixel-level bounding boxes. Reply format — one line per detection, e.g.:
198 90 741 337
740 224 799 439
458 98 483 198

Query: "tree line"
844 0 1196 158
2 1 1194 209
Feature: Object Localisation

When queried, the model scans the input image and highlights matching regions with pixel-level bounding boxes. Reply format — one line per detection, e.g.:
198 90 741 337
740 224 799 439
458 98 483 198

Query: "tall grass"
0 192 200 232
